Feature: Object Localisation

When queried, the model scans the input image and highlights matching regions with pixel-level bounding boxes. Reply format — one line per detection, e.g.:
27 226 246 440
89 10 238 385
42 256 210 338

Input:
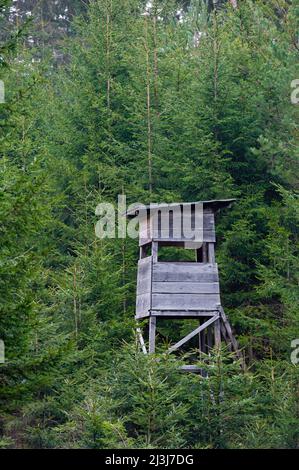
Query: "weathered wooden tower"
126 199 241 364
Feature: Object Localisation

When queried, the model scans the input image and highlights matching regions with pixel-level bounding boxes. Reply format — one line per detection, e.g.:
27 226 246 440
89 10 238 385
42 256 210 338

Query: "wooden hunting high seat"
126 199 242 362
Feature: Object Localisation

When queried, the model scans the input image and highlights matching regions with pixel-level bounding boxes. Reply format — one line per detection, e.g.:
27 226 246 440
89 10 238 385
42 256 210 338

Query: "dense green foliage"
0 0 298 448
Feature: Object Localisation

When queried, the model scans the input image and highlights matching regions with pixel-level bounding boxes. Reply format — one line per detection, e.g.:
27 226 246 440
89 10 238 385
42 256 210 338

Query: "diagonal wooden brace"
168 314 219 353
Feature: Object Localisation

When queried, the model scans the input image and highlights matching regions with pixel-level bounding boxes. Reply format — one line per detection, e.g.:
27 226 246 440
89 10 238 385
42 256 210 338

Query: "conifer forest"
0 0 298 450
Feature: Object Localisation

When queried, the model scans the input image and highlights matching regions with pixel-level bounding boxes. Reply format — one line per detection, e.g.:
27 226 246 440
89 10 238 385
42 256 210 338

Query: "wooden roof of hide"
125 199 236 218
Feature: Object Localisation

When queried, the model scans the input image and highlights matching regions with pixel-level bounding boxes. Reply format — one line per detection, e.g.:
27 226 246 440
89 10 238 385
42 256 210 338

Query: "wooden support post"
208 243 215 264
149 316 156 353
207 325 213 351
202 243 208 263
152 241 158 263
214 318 221 347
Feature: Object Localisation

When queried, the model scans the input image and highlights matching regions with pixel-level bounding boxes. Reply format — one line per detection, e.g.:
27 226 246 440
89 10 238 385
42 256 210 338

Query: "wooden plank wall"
151 262 220 311
136 256 152 318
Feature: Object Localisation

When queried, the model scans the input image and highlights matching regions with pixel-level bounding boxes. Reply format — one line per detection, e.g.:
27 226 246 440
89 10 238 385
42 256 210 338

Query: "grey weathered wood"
150 310 217 318
139 230 148 242
153 262 219 283
149 212 214 233
136 256 152 314
140 237 191 247
152 241 158 262
125 199 235 218
152 271 219 282
180 365 203 374
138 255 153 267
137 256 152 282
202 243 208 263
214 318 221 347
154 260 218 268
220 321 230 348
137 274 152 295
136 293 151 316
149 316 156 353
149 232 216 243
152 293 221 311
207 326 213 350
135 310 150 319
153 229 215 239
139 211 215 243
133 199 240 369
168 315 219 353
137 327 147 354
138 209 216 244
154 261 218 268
139 214 151 246
208 243 215 264
152 282 220 294
136 256 152 315
139 237 152 246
